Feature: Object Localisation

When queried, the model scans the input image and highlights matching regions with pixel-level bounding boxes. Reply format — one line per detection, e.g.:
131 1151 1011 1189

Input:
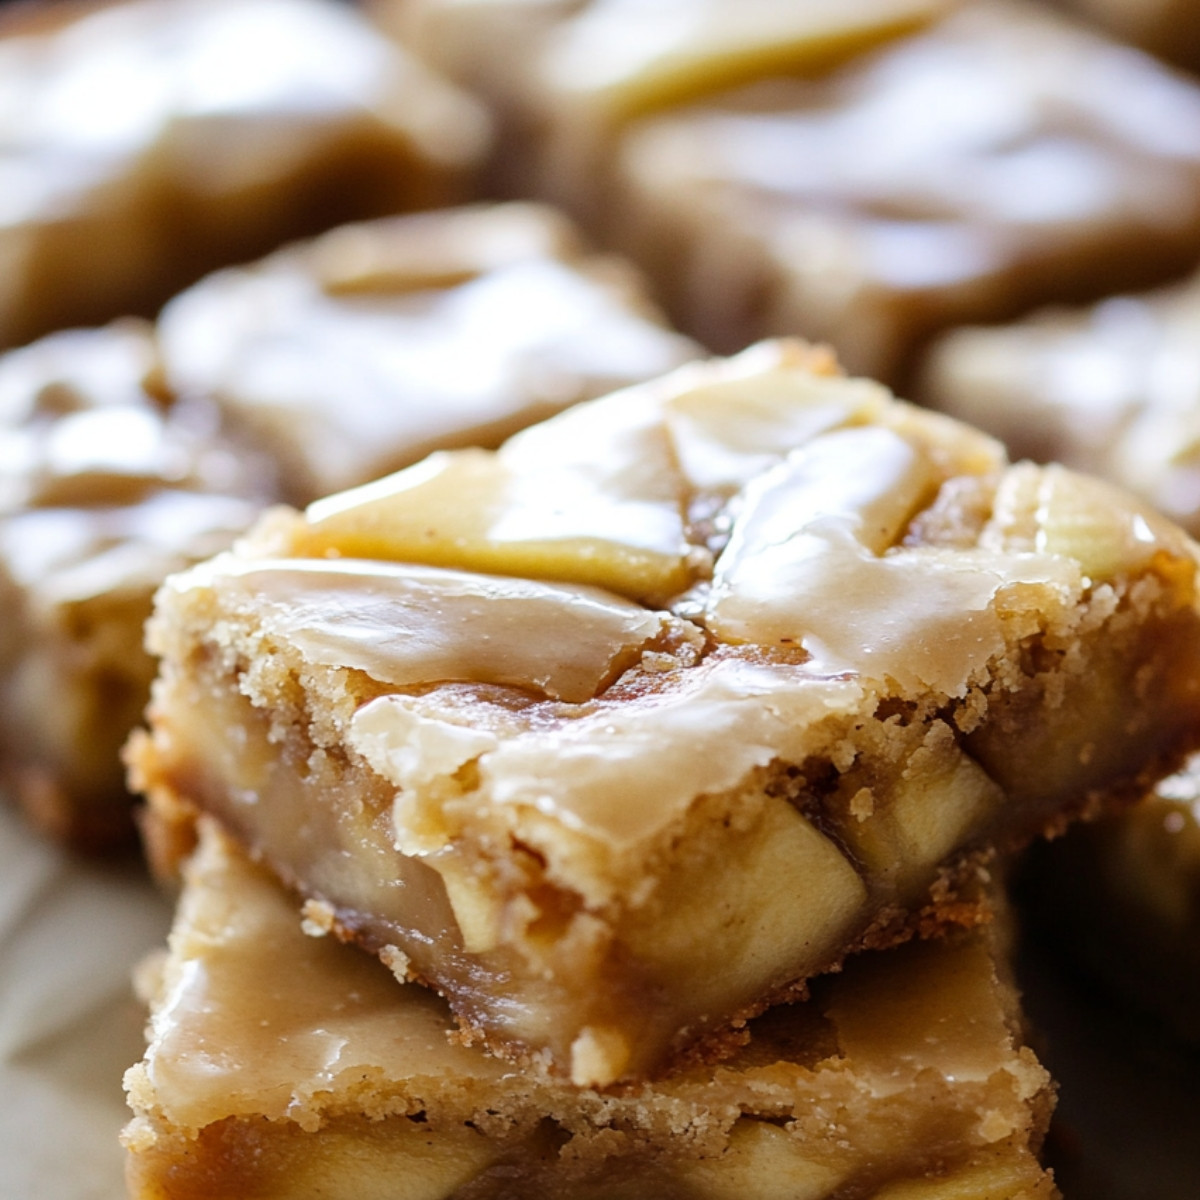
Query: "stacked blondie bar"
121 339 1200 1196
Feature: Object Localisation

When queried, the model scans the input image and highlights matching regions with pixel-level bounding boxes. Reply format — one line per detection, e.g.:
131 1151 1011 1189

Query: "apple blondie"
607 0 1200 384
920 269 1200 537
155 202 700 503
387 0 1200 387
0 322 273 848
129 340 1200 1084
123 817 1059 1200
0 0 488 350
389 0 950 206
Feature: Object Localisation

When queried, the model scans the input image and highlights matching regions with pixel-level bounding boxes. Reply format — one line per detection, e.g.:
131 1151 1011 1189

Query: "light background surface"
0 805 171 1200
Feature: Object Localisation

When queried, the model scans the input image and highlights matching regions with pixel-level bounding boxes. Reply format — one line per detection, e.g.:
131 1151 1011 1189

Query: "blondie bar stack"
124 817 1058 1199
123 340 1200 1195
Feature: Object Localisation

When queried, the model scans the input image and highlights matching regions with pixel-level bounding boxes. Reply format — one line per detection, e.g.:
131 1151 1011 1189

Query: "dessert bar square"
129 340 1200 1084
535 0 953 212
123 818 1059 1200
0 322 271 848
390 0 950 205
601 0 1200 383
920 269 1200 537
155 202 700 504
0 0 487 350
390 0 1200 386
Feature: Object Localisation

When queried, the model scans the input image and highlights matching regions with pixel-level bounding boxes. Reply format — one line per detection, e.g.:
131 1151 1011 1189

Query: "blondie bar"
155 203 699 503
123 818 1058 1199
388 0 946 197
609 1 1200 384
920 270 1200 537
0 322 271 848
129 341 1200 1084
0 0 487 349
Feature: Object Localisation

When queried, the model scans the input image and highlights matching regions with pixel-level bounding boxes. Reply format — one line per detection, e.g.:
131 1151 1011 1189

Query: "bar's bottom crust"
124 822 1058 1200
125 1121 1055 1200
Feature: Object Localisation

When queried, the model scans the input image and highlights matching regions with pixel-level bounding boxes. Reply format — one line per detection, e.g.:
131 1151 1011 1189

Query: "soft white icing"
350 698 500 796
477 658 863 850
193 556 669 704
0 323 270 599
158 208 697 500
1 493 259 603
298 389 697 602
0 324 156 423
706 425 1079 693
662 368 887 492
496 390 691 555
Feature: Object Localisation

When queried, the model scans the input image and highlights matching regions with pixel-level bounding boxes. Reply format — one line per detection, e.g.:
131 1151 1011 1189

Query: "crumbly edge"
137 548 1183 904
127 556 1176 1084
